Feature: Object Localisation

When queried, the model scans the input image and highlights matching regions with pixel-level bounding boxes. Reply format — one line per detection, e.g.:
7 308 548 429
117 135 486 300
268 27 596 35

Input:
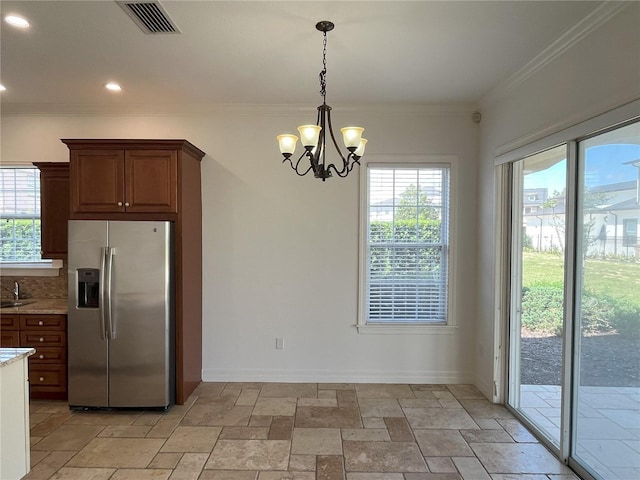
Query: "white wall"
475 3 640 398
1 105 479 384
4 3 637 395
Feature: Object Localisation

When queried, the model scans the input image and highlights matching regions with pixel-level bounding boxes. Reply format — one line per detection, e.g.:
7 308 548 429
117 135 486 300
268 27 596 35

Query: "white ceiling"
0 1 603 114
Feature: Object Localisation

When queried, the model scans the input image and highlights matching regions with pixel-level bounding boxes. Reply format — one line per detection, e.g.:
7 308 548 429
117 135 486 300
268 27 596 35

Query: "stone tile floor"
24 383 581 480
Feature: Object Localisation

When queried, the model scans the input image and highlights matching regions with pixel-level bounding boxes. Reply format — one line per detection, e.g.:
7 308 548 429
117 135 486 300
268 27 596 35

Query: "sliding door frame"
561 140 579 463
493 99 640 477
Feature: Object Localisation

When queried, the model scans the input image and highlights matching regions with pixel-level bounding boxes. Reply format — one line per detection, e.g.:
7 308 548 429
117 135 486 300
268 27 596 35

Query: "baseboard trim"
202 368 474 385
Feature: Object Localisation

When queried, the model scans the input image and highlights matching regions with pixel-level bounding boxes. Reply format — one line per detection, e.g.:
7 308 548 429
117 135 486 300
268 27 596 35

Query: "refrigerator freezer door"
68 220 109 407
108 221 173 408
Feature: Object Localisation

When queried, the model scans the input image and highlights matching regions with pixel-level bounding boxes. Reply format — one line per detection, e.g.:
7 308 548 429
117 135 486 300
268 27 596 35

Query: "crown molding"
480 1 631 108
494 96 640 161
0 101 478 117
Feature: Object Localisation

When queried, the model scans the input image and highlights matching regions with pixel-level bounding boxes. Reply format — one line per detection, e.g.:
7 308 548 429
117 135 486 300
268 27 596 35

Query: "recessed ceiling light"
0 84 6 92
105 82 122 92
4 15 29 28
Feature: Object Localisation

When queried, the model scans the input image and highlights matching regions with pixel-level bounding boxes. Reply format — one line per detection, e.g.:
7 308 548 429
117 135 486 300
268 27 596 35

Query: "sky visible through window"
524 143 640 192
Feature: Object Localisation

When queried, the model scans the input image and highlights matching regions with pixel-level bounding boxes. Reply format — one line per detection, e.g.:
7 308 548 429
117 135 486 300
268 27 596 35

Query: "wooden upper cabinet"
33 162 70 259
66 142 180 215
125 150 178 213
70 150 125 213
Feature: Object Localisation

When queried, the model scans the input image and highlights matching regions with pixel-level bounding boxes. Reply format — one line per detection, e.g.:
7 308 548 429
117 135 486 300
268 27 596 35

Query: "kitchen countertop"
0 348 35 367
0 298 68 314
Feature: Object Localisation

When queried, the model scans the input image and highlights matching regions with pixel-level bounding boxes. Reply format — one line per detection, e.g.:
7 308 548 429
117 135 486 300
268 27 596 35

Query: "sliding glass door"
572 122 640 480
508 145 567 449
507 118 640 479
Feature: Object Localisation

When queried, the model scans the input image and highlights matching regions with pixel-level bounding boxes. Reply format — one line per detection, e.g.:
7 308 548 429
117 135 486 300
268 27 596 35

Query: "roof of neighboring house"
589 180 636 193
524 202 567 217
597 197 640 212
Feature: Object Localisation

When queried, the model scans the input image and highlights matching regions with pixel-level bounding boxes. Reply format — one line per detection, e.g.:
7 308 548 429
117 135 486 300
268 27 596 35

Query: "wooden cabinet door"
0 314 19 330
1 313 19 347
71 150 125 213
125 150 178 213
1 330 20 348
34 163 70 258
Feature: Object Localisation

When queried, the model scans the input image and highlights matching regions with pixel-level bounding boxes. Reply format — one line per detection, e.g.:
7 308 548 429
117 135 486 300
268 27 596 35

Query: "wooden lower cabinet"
0 314 19 348
1 313 67 400
1 329 20 348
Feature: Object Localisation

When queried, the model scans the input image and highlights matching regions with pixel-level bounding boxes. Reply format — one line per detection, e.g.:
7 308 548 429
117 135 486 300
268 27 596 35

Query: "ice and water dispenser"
76 268 100 308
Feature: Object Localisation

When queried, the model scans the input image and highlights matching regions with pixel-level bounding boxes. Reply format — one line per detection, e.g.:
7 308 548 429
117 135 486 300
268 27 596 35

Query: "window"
0 167 42 262
623 218 638 247
359 161 452 332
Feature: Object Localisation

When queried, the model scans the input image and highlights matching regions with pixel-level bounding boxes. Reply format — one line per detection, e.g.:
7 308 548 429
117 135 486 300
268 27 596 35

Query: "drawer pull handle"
39 354 44 359
39 337 44 342
38 321 44 326
39 377 44 382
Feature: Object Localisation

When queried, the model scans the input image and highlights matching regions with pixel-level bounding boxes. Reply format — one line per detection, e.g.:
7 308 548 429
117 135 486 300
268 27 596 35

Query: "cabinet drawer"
1 330 20 347
29 364 67 392
20 314 66 330
0 313 19 330
20 331 66 347
28 347 66 364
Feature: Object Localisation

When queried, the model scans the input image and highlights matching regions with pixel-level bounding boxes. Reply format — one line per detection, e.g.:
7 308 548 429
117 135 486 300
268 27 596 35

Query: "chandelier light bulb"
277 134 298 156
297 125 322 148
355 138 368 158
340 127 364 150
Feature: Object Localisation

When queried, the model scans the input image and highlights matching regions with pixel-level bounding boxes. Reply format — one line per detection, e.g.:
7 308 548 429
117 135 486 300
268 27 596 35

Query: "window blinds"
366 166 450 323
0 167 42 262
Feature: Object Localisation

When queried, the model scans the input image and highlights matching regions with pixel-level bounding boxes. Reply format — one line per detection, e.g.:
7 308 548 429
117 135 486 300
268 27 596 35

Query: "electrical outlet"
276 337 284 350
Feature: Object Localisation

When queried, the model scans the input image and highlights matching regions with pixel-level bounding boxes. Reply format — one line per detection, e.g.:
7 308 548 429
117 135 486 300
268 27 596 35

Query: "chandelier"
276 21 367 181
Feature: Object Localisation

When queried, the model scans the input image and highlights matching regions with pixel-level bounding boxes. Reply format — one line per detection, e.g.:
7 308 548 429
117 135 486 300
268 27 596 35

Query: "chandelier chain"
319 31 328 100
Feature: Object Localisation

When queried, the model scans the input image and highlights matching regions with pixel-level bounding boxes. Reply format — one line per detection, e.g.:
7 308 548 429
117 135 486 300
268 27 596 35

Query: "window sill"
0 260 63 277
355 323 458 335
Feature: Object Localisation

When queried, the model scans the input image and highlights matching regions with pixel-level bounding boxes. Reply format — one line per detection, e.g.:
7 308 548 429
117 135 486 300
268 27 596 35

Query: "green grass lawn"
523 251 640 308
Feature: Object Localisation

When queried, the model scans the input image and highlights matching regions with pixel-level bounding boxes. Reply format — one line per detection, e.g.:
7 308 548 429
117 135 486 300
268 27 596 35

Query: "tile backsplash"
0 261 68 299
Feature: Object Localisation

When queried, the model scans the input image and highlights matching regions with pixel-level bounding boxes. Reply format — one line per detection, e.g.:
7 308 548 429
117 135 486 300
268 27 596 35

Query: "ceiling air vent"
117 1 181 34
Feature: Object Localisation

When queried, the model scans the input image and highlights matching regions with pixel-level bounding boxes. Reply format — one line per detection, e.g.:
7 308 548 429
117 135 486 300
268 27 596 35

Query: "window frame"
0 165 60 276
357 155 458 335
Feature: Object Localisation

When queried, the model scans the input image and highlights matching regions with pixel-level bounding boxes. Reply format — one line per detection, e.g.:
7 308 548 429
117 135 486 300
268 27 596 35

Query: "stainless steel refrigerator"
67 220 174 409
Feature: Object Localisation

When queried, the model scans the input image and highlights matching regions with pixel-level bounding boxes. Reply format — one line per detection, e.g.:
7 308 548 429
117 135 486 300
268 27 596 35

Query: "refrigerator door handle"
99 247 108 340
105 246 116 340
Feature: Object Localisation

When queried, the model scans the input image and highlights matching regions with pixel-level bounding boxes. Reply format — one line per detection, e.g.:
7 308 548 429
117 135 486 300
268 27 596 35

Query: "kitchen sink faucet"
1 281 20 301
